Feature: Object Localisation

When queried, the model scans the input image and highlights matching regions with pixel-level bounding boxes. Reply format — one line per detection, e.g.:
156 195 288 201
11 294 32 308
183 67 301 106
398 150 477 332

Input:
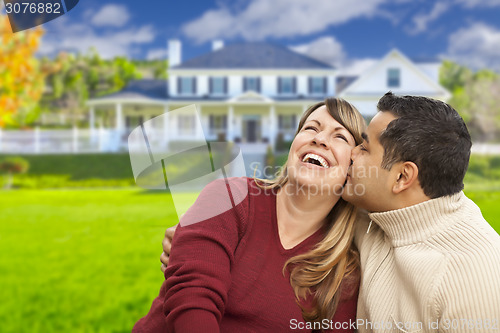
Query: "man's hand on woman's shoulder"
161 224 178 272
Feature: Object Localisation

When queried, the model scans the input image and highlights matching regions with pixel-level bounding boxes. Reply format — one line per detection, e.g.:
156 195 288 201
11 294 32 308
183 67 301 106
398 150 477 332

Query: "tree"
440 60 500 142
0 14 45 127
40 51 142 125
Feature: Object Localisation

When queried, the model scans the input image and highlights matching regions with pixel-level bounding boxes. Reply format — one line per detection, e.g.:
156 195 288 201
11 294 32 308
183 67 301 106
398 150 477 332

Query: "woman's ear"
392 161 419 194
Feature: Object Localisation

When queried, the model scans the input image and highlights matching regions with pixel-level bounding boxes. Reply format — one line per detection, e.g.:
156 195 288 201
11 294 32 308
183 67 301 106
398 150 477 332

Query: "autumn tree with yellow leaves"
0 14 45 127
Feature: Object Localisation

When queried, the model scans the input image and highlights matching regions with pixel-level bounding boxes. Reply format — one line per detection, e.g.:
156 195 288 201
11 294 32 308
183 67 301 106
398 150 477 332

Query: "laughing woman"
133 98 366 333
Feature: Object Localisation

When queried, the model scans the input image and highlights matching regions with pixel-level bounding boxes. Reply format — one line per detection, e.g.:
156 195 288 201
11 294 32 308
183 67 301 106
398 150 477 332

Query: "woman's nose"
312 132 328 148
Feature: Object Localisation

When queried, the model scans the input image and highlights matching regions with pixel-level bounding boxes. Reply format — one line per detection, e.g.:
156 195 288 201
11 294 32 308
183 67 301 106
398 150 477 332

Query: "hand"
161 224 178 272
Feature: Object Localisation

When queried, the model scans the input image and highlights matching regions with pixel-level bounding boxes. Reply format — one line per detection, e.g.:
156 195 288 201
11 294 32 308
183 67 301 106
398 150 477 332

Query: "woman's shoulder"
179 177 253 231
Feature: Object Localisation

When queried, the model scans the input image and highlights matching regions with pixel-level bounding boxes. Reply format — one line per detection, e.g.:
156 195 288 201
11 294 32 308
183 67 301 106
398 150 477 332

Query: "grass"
0 152 499 332
0 188 198 333
0 185 499 332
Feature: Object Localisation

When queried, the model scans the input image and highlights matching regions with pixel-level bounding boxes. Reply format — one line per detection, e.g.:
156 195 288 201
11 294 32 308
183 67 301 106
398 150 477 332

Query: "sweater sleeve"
162 177 249 332
435 251 500 333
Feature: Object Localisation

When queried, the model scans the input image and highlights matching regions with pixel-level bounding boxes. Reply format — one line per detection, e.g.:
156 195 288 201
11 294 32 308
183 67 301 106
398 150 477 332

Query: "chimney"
212 40 224 52
168 39 182 67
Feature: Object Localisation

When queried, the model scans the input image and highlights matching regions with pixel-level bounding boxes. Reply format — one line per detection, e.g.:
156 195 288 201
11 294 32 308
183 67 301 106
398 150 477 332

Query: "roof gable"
173 42 333 70
339 49 450 98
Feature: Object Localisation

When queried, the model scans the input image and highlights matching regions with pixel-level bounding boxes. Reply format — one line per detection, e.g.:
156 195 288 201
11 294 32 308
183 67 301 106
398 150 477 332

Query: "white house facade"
338 49 450 117
0 40 450 155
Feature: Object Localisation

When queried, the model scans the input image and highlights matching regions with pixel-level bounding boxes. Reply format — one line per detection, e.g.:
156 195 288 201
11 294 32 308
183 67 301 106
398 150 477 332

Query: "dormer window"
387 68 400 88
309 77 327 95
243 77 260 92
210 77 227 95
178 77 196 95
278 77 296 95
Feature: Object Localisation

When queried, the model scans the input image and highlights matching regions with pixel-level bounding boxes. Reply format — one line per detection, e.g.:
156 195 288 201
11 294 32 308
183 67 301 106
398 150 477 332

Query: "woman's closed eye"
304 126 318 132
335 134 348 142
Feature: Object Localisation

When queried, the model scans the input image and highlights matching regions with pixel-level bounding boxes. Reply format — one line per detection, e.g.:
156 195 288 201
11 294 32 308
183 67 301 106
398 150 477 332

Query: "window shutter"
323 77 328 94
224 77 228 94
209 115 214 129
278 77 282 94
278 115 282 129
209 77 213 94
308 77 312 95
292 77 297 94
257 78 261 93
223 115 227 129
177 77 181 94
243 77 247 91
192 77 197 94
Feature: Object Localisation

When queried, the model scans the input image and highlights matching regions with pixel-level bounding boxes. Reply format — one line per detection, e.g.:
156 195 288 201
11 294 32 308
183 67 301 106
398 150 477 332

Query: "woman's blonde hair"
257 98 366 323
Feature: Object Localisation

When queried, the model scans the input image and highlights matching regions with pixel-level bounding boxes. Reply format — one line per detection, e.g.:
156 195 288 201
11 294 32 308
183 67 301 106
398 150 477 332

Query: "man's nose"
351 145 361 159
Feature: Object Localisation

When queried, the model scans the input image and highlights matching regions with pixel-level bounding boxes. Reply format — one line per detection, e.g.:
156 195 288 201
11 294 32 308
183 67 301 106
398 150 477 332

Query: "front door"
242 116 261 142
246 120 257 142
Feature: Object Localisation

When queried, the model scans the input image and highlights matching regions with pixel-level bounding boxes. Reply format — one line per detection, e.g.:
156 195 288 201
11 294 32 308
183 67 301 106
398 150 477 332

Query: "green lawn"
0 188 197 333
0 186 498 332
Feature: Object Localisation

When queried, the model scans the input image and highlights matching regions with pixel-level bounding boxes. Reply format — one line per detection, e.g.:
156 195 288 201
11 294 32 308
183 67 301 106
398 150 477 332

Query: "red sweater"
134 177 358 333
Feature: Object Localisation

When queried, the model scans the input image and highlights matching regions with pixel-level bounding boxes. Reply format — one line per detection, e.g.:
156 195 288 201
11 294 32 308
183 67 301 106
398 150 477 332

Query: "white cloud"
146 48 168 60
38 15 155 59
445 22 500 70
91 4 130 28
182 0 388 44
290 37 346 67
455 0 500 8
409 2 449 35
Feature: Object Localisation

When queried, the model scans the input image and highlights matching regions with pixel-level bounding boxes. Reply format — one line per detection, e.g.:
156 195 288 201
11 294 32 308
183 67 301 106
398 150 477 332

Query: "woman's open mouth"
301 153 330 168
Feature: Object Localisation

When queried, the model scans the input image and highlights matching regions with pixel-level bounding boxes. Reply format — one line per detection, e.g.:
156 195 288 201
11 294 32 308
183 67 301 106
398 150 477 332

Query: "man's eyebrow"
361 132 369 143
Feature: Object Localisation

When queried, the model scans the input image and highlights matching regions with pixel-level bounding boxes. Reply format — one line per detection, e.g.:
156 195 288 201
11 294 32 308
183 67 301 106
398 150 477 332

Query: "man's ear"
392 161 419 194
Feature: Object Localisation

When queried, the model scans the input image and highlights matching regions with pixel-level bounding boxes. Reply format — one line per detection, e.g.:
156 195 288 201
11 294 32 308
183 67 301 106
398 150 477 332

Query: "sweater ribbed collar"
368 191 465 247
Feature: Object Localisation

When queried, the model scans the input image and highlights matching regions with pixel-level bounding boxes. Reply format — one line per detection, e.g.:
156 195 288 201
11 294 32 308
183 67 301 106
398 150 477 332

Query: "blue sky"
16 0 500 73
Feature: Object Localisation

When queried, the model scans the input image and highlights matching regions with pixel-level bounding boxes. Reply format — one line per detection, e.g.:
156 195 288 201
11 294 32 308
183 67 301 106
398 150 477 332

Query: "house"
87 40 337 154
86 41 449 153
338 49 450 117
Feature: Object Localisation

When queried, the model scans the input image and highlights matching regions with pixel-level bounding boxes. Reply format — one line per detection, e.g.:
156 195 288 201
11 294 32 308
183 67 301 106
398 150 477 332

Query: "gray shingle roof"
95 79 168 101
173 42 333 69
336 76 358 94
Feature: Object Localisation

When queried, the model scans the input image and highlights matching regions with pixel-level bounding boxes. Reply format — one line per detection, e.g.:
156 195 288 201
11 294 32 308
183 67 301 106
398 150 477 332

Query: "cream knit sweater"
354 191 500 333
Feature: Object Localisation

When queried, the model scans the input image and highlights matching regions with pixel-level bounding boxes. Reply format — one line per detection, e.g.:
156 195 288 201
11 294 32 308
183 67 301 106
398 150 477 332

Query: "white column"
197 105 203 139
34 127 40 154
89 106 95 140
163 105 170 149
269 105 276 149
115 103 123 131
98 124 104 152
228 105 234 142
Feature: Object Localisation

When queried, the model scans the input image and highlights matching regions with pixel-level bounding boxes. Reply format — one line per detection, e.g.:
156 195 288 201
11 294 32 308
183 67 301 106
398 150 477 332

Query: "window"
387 68 400 87
279 77 295 94
178 115 195 135
243 77 260 92
278 115 296 131
210 77 226 95
310 77 326 94
209 115 227 134
179 77 196 95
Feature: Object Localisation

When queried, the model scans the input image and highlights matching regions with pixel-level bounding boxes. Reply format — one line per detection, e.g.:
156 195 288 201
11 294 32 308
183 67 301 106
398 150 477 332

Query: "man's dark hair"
377 91 472 199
